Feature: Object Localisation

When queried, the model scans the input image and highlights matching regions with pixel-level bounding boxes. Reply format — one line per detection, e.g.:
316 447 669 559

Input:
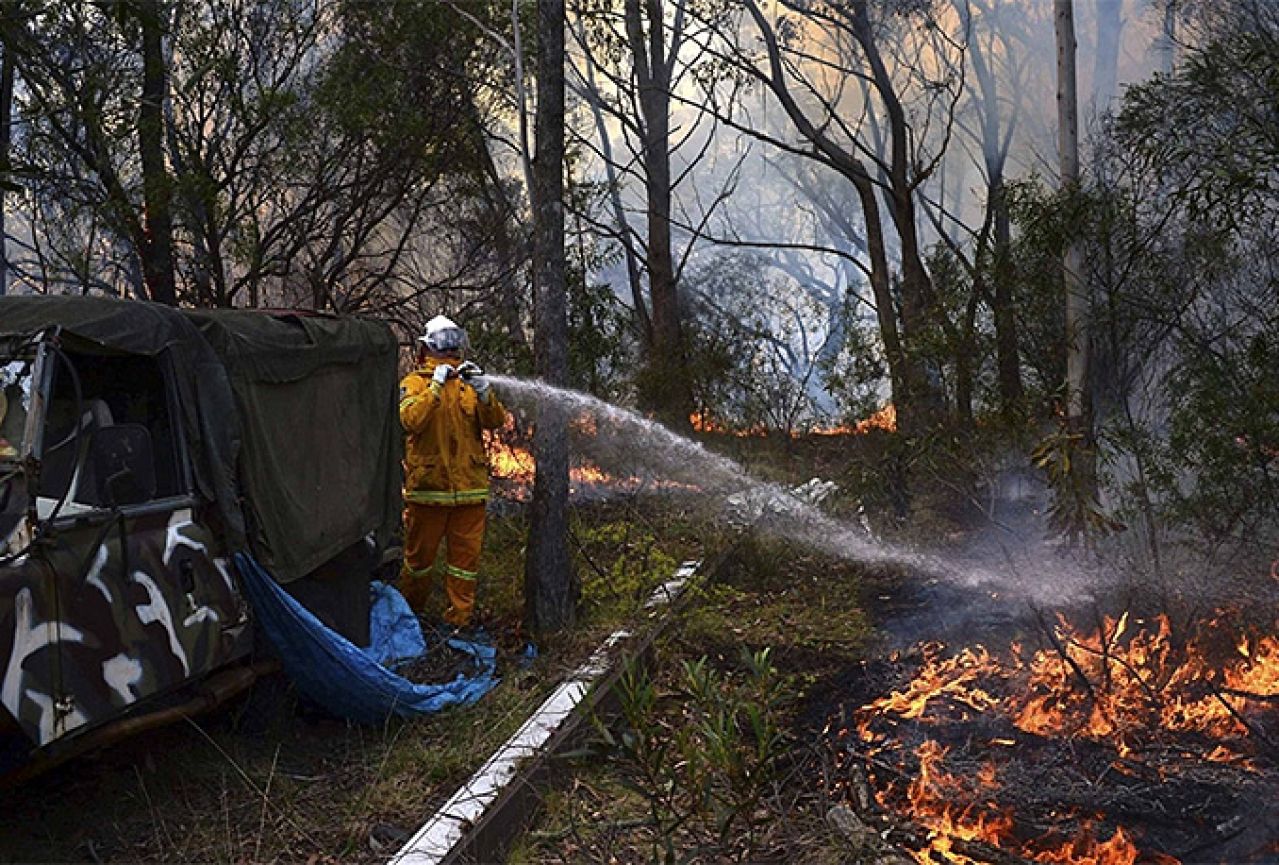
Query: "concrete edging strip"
389 560 701 865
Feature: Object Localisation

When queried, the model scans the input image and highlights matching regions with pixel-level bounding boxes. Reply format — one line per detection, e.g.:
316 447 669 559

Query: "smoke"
491 375 1109 610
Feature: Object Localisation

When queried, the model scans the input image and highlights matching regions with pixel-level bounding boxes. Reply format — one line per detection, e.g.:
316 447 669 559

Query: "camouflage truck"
0 296 401 777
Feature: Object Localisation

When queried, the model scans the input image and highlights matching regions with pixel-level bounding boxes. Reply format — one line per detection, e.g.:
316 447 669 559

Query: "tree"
568 0 734 428
0 0 500 313
1056 0 1090 441
0 25 13 296
135 0 176 305
720 0 961 435
1 0 178 302
524 0 577 634
948 0 1029 419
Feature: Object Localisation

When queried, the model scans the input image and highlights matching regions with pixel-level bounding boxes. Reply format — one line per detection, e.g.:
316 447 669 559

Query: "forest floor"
0 494 712 864
0 428 995 864
507 432 933 865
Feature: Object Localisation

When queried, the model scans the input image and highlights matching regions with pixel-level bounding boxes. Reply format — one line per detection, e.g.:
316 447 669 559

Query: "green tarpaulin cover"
0 295 402 583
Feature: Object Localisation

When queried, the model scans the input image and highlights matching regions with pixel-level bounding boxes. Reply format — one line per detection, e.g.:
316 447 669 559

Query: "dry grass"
0 495 712 864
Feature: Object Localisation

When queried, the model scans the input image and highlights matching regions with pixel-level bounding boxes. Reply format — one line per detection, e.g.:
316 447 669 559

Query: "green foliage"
1030 424 1125 545
1017 0 1279 560
574 518 679 620
590 648 789 863
814 291 887 426
1163 334 1279 544
680 251 866 433
565 243 635 400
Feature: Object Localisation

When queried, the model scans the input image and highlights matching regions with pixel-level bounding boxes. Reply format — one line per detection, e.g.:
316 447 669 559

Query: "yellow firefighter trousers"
401 502 487 626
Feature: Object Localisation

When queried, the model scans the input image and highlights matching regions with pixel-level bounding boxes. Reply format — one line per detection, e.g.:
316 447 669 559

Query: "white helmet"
418 315 469 355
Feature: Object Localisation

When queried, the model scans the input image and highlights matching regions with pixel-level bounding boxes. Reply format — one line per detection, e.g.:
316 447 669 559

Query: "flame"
688 411 767 437
689 411 724 434
849 610 1279 863
688 405 897 438
485 418 677 498
488 435 536 484
846 404 898 435
1030 824 1141 865
488 435 613 493
897 741 1014 865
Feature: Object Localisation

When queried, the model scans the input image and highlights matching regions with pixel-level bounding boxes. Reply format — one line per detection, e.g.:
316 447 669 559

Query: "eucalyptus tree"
525 0 577 635
0 30 14 296
1099 0 1279 562
707 0 964 434
1056 0 1090 442
568 0 737 429
166 0 497 313
1 0 178 302
908 0 1064 423
1 0 501 313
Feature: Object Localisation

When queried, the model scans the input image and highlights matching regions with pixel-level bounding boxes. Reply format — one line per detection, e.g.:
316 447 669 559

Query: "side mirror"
88 425 156 507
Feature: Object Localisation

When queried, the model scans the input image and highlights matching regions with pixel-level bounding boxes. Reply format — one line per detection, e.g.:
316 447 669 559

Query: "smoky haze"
493 374 1107 610
575 0 1174 422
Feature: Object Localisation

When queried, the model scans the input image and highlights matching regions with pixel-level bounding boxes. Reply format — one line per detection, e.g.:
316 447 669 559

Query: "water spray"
489 375 1095 606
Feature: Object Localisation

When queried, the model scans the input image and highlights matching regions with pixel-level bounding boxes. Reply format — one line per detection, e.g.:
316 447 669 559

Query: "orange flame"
852 610 1277 863
1030 823 1141 865
896 740 1014 864
689 404 898 438
485 420 674 498
688 412 767 437
813 404 898 436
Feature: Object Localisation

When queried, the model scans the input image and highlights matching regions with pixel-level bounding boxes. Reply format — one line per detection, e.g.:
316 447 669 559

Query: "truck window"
39 351 183 511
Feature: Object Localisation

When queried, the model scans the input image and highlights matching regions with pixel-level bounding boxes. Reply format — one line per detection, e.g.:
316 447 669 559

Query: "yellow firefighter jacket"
399 357 508 505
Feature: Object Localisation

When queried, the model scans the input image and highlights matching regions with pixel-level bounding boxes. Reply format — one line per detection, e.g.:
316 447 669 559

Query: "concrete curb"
389 561 703 865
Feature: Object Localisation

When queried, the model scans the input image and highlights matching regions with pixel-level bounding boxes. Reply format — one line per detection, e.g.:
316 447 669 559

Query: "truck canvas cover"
0 295 401 584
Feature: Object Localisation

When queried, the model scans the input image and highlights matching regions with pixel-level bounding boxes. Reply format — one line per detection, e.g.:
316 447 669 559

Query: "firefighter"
398 315 508 631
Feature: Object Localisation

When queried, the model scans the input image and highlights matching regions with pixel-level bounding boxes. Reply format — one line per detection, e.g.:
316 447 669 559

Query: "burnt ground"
803 563 1279 865
516 432 1279 865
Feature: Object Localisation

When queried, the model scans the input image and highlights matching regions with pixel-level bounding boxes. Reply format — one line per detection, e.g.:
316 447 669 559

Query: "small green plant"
590 647 789 863
1031 423 1125 546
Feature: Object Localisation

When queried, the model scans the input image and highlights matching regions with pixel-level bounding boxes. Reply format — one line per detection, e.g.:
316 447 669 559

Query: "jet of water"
489 375 1095 605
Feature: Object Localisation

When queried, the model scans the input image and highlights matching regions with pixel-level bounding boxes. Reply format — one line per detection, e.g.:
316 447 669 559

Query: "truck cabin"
36 348 189 519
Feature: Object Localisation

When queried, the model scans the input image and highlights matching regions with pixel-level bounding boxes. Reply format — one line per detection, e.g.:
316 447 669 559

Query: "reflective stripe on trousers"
400 501 487 626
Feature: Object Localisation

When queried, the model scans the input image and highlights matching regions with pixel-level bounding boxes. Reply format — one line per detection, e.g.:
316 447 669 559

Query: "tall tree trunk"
990 176 1023 415
524 0 577 635
851 172 908 419
577 30 652 344
626 0 692 431
964 4 1024 417
850 0 944 432
137 0 176 305
0 40 13 297
1156 0 1177 75
1057 0 1093 489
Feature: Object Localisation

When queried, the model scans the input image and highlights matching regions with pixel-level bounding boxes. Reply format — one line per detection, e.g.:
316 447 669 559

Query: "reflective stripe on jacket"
399 357 508 505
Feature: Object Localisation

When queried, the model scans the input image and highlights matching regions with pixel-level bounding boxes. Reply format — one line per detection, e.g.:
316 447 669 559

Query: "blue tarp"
235 553 498 725
367 579 429 668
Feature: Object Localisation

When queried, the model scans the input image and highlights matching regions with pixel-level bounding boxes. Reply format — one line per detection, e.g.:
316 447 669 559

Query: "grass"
513 462 880 864
0 492 715 865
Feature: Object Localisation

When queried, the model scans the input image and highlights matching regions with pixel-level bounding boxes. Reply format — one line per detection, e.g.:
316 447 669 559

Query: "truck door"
30 348 249 745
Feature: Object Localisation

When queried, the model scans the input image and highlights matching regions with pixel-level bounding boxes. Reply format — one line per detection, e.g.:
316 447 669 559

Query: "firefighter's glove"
462 364 492 400
432 364 455 385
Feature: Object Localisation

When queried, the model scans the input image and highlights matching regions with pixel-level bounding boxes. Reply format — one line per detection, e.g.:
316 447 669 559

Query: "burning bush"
831 607 1279 864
